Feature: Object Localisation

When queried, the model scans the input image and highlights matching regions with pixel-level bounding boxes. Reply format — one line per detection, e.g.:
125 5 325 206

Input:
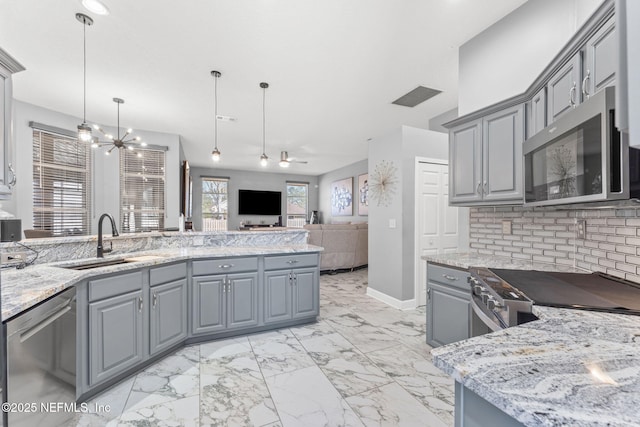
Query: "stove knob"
469 277 479 285
472 285 483 296
481 293 490 304
487 298 502 311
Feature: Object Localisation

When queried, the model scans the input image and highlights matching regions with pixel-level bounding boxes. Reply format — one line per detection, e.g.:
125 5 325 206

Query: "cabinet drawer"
192 257 257 276
426 263 470 293
264 253 318 271
150 262 186 286
89 270 144 302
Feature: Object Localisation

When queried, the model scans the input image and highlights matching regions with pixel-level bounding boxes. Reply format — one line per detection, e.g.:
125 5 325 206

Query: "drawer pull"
218 264 234 269
138 297 143 312
287 259 299 264
442 274 458 281
152 293 157 308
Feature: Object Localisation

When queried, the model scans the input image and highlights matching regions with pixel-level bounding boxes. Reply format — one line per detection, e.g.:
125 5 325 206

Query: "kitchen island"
425 252 640 426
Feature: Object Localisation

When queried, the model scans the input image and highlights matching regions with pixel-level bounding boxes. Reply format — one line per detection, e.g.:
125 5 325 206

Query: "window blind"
32 129 92 235
119 148 165 232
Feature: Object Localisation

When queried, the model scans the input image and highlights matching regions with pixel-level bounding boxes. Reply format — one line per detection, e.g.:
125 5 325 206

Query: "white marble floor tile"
249 329 316 377
265 365 365 427
77 375 135 424
114 394 200 427
326 314 399 354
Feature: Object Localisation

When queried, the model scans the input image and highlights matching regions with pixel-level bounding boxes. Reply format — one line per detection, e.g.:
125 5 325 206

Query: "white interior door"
416 161 466 306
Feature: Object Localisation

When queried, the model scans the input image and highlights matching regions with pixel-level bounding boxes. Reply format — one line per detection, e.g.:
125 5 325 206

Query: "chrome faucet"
97 213 119 258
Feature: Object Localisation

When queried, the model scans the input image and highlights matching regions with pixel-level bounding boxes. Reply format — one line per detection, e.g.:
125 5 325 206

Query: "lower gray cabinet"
264 267 318 324
89 290 144 386
149 279 188 355
426 263 471 348
191 272 258 335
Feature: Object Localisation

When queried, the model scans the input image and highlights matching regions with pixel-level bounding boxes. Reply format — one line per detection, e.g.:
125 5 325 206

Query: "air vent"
392 86 442 107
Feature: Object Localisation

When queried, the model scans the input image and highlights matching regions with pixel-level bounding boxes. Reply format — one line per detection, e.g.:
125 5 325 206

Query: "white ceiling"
1 0 526 175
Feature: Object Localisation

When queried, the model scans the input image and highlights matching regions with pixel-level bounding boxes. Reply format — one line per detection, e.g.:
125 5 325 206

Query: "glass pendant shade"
211 148 221 162
78 123 92 142
260 153 268 167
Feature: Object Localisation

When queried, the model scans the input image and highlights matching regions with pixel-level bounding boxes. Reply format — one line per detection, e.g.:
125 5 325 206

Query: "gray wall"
458 0 603 115
317 159 368 224
190 166 319 231
368 126 450 302
8 100 182 235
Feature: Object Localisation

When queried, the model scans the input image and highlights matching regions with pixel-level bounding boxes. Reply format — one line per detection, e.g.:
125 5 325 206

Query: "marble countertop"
1 244 322 321
422 252 587 272
432 306 640 426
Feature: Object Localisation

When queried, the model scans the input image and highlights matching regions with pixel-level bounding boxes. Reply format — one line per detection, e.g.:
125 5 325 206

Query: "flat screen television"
238 189 282 215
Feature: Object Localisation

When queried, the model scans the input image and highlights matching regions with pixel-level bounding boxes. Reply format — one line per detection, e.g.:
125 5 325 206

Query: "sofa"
304 223 368 271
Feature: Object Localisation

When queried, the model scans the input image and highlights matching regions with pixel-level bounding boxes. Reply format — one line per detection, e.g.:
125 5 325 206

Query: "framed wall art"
357 173 368 216
330 177 353 216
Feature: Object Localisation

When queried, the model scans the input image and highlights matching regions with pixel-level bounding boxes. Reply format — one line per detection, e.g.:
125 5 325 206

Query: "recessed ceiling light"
81 0 110 16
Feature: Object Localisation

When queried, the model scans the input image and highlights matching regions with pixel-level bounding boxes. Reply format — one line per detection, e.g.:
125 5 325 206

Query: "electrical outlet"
1 252 29 264
502 220 512 235
576 219 586 239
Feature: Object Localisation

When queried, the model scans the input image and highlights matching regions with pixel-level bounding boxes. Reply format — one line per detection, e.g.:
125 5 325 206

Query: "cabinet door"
227 272 259 330
426 282 470 348
292 268 319 319
482 104 524 203
583 16 616 99
264 270 293 324
150 279 187 355
526 87 546 139
89 290 144 385
449 119 483 204
191 275 226 335
547 53 581 124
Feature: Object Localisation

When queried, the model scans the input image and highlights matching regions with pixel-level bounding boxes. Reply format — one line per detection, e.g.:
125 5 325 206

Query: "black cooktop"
489 269 640 314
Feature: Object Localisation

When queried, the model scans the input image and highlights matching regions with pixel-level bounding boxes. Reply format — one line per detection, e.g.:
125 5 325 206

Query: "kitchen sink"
60 255 168 270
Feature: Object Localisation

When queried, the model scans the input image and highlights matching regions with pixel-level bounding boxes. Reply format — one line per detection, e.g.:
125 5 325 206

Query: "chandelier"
92 98 146 155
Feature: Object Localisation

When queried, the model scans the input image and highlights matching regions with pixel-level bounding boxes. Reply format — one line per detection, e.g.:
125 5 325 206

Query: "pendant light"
211 70 222 162
259 82 269 167
76 13 94 142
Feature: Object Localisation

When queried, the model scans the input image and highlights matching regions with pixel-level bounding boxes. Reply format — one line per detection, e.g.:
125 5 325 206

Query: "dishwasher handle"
19 304 72 343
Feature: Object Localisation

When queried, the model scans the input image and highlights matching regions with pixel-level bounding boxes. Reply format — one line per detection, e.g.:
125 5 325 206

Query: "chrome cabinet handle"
138 297 143 312
476 182 482 195
152 293 157 308
286 259 299 264
442 274 458 281
218 264 234 269
427 288 431 300
222 278 227 293
289 272 293 285
582 70 591 100
228 280 233 293
569 83 577 107
7 163 16 187
483 181 488 194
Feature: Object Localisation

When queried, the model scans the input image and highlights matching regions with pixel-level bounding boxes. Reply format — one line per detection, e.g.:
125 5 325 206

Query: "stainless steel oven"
6 287 76 427
524 86 633 206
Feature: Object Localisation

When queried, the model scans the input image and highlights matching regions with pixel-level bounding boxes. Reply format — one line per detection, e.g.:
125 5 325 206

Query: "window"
32 129 92 236
286 182 308 228
202 177 228 231
120 147 165 232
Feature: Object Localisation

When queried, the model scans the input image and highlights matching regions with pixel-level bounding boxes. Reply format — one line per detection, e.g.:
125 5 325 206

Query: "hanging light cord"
82 20 87 124
262 85 266 155
214 74 218 151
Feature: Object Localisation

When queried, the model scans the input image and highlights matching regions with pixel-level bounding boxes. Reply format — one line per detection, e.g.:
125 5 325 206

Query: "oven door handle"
19 304 72 343
471 296 504 332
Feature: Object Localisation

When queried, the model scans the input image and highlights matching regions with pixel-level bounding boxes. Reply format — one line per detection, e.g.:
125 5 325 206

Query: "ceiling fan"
279 151 308 168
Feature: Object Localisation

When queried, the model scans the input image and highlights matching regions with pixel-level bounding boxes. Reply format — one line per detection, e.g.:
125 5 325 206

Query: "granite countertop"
432 306 640 426
1 244 322 322
423 252 588 272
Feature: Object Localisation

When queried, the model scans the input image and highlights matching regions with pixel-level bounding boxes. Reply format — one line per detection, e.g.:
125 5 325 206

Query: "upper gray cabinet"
583 16 616 99
0 48 25 199
526 87 546 139
546 53 582 125
449 105 524 205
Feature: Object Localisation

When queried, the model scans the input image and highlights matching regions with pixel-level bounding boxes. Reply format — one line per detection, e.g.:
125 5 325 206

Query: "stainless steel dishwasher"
6 287 76 427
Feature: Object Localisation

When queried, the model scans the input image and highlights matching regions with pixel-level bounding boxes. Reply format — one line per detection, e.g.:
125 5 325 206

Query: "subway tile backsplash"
469 205 640 281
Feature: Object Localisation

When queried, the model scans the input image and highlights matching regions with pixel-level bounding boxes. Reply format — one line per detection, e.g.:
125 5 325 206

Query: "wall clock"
369 160 398 207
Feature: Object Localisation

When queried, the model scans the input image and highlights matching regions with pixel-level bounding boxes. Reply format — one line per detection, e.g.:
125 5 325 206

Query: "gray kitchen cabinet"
583 16 616 100
149 262 188 355
0 48 24 199
526 87 546 139
89 289 144 386
191 272 258 335
264 267 319 324
449 104 524 205
547 53 581 124
426 262 470 348
149 278 188 355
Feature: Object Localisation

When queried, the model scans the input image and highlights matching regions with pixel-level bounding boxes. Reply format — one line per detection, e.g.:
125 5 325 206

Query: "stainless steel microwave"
524 86 638 206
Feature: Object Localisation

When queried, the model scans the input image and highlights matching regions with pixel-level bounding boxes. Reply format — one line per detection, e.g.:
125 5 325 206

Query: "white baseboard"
366 287 417 310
